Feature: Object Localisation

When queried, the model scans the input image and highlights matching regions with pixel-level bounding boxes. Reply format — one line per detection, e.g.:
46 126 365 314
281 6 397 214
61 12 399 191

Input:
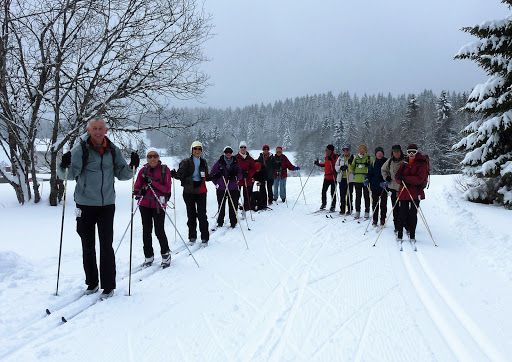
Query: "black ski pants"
241 182 254 211
216 189 240 227
76 204 116 290
398 199 420 239
183 192 209 241
265 179 274 204
371 189 388 224
139 206 170 258
354 183 370 213
321 179 336 208
390 189 401 232
338 179 354 213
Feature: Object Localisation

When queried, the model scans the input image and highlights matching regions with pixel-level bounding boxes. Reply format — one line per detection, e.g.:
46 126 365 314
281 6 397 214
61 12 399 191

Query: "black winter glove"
129 152 140 169
170 169 177 178
314 159 320 166
340 165 348 171
142 175 152 185
386 176 392 182
60 151 71 169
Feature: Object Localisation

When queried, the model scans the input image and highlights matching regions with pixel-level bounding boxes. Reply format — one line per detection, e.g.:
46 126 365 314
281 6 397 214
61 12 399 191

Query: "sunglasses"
240 146 247 149
192 147 202 151
407 150 417 155
224 150 233 154
147 154 159 159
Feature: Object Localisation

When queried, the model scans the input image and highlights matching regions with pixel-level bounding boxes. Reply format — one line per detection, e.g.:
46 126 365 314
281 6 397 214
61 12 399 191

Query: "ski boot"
161 252 171 268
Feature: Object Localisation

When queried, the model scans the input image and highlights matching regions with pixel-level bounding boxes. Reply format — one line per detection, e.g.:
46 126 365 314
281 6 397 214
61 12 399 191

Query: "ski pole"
363 189 383 235
128 167 136 296
243 178 255 221
115 201 140 255
147 184 201 267
212 187 228 219
236 178 251 231
292 166 315 210
172 178 177 245
297 170 307 205
401 181 438 247
223 176 249 249
55 170 68 296
373 187 404 247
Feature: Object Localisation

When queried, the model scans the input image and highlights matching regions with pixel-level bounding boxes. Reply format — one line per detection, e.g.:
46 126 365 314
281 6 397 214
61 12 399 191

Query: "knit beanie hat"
262 144 270 150
391 144 402 151
190 141 203 152
375 146 384 155
146 147 159 157
326 144 335 152
239 140 247 148
407 143 418 151
223 146 233 153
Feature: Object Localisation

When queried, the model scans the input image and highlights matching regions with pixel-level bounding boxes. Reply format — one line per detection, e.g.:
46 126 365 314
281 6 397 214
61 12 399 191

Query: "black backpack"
143 164 172 201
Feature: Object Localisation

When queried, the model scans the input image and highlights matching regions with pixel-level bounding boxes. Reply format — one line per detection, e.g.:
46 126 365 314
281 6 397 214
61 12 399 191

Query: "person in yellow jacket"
350 144 372 219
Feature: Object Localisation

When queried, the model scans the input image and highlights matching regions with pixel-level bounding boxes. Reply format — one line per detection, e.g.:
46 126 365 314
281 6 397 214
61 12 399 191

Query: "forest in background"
147 89 469 174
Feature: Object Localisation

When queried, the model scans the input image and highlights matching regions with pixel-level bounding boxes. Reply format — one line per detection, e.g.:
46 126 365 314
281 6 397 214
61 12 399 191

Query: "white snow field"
0 170 511 362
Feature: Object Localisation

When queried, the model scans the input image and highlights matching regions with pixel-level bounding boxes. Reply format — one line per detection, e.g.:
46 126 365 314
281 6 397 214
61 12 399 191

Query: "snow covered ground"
0 170 511 361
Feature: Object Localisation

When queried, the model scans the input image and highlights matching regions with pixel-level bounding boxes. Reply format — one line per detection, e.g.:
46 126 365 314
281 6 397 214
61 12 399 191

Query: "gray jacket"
58 134 133 206
381 156 404 191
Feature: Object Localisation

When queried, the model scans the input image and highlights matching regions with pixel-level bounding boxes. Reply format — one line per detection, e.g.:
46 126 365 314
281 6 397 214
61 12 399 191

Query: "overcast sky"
181 0 507 108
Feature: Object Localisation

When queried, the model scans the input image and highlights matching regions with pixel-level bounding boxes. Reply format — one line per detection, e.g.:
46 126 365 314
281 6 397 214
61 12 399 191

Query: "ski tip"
61 316 67 323
45 308 51 315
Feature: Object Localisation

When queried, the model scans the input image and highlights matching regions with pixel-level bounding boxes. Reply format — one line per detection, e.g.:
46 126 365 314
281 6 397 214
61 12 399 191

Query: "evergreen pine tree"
433 91 456 174
454 2 512 207
400 95 420 144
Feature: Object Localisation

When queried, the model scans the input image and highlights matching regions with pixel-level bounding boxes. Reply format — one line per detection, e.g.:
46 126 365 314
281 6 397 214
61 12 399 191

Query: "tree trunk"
49 151 59 206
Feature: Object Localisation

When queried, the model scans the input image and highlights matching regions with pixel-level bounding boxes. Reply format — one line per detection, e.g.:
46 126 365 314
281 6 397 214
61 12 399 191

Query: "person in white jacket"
334 145 355 215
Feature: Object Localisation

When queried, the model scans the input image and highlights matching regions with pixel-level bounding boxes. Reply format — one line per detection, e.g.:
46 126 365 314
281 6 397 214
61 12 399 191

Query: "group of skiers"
58 117 427 298
314 142 429 243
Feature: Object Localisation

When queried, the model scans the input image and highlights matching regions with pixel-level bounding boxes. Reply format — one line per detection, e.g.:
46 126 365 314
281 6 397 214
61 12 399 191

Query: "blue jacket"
57 134 133 206
368 157 388 192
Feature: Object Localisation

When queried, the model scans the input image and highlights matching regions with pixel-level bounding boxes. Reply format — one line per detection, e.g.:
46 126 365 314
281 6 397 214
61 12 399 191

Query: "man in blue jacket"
58 117 139 298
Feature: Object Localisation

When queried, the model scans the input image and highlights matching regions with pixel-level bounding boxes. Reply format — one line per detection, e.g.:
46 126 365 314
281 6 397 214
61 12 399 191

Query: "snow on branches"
454 2 512 208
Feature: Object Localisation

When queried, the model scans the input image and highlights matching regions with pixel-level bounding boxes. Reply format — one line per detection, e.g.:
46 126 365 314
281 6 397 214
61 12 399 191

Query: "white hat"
239 140 247 148
223 146 234 153
146 147 159 157
190 141 203 152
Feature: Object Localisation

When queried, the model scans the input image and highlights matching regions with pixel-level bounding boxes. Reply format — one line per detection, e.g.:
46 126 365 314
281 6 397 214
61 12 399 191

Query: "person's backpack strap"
80 138 116 174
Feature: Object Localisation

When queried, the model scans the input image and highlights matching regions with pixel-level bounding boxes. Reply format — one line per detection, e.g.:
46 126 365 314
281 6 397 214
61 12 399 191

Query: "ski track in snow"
1 175 511 361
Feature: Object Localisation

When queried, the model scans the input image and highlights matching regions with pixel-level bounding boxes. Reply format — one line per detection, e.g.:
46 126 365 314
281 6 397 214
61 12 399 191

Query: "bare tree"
0 0 211 205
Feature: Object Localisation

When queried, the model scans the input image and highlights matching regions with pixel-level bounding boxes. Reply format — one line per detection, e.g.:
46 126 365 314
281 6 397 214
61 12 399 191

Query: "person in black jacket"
256 144 275 205
368 147 388 226
171 141 210 246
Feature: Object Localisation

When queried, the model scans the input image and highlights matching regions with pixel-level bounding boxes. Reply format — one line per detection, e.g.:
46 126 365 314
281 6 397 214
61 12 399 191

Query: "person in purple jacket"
210 146 243 228
133 148 172 267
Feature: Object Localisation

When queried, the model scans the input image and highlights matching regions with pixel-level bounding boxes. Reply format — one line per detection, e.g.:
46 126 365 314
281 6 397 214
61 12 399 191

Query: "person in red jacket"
395 144 428 243
314 144 339 211
133 148 172 267
236 141 257 211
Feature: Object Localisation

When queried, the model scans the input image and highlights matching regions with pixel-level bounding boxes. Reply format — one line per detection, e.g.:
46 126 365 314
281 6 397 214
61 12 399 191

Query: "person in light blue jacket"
58 117 139 298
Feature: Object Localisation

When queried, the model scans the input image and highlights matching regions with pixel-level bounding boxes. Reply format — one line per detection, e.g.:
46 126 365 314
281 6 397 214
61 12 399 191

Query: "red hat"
275 146 283 150
407 143 418 151
262 144 270 150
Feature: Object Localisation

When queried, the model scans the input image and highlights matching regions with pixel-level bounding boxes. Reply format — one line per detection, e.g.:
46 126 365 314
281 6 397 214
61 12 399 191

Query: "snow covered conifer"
433 91 457 174
454 3 512 207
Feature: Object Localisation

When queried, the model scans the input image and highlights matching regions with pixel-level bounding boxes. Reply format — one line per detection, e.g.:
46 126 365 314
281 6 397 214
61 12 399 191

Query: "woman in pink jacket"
133 148 172 267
